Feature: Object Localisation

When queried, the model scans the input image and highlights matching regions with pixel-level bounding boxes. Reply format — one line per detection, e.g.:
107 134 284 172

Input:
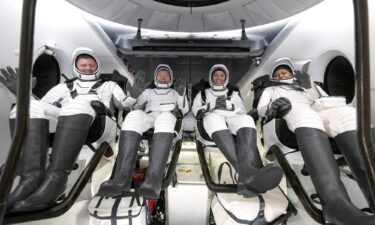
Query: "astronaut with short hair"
98 64 188 200
192 64 283 197
0 47 136 212
257 58 375 225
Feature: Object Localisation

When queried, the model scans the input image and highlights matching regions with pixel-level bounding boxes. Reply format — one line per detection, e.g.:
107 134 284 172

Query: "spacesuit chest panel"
145 88 177 112
205 89 229 103
271 86 315 106
69 80 110 104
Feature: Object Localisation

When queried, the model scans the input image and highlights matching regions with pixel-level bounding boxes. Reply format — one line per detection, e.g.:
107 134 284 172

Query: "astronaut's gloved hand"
174 78 186 96
265 97 291 121
214 95 227 110
0 66 19 96
172 106 183 119
294 70 312 89
126 71 146 99
225 100 235 111
195 109 206 120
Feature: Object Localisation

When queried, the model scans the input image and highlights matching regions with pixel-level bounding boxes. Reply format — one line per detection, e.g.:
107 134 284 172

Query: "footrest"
211 187 289 224
88 191 147 224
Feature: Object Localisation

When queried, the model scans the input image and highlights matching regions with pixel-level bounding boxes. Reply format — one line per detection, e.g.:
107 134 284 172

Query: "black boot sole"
245 165 283 193
97 181 126 198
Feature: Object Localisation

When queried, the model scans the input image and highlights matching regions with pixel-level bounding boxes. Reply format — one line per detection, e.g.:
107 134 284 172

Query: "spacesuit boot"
97 131 141 197
334 130 375 212
12 114 93 212
212 129 282 197
137 132 173 199
6 119 48 211
236 128 283 196
295 127 375 225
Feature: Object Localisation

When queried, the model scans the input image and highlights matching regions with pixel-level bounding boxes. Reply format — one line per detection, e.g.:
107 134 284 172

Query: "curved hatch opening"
32 54 60 99
324 56 355 104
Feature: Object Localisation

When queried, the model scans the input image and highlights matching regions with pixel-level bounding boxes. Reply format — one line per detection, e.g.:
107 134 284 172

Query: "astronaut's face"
212 70 226 85
272 68 293 80
156 70 171 84
76 57 98 75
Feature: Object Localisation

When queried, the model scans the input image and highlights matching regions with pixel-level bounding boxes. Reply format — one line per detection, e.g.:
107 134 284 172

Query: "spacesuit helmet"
209 64 229 91
271 58 296 84
154 64 173 88
72 47 100 81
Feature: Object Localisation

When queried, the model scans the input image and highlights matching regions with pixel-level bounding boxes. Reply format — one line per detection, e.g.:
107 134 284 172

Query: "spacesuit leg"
204 112 238 167
12 97 95 212
6 100 51 211
319 106 375 212
227 115 283 196
295 127 375 225
137 112 176 199
97 110 152 197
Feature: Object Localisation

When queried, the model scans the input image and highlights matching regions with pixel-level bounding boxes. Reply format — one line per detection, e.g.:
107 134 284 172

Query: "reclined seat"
4 100 117 223
252 74 370 224
192 79 296 225
88 107 184 225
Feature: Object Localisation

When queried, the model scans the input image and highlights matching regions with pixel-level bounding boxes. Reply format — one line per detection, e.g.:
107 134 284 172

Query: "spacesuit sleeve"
230 92 247 114
40 83 69 104
192 92 208 116
176 91 189 115
111 82 137 109
132 89 148 109
257 87 273 118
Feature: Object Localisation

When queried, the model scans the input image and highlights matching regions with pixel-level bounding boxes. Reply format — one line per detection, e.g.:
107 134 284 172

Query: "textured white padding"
211 187 289 224
88 195 147 225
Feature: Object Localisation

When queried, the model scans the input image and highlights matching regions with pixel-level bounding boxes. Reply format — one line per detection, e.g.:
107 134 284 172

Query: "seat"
4 100 116 223
87 113 184 225
138 112 184 190
191 80 296 225
261 117 365 224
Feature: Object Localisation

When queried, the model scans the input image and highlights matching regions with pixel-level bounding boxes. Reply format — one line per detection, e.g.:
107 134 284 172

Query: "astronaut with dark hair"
97 64 188 200
257 58 375 225
192 64 283 197
0 47 136 212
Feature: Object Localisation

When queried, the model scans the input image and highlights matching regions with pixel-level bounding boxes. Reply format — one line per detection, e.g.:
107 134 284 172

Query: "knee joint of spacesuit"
203 112 228 137
230 114 256 132
285 108 324 132
154 112 177 133
10 99 48 119
121 110 147 134
327 107 357 136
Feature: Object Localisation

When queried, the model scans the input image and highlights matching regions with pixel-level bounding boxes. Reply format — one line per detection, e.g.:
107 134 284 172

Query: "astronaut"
97 64 188 199
257 58 375 225
192 64 283 197
0 47 136 212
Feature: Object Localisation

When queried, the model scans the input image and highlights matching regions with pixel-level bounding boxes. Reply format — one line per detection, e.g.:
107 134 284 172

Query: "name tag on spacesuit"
159 103 176 112
311 96 347 111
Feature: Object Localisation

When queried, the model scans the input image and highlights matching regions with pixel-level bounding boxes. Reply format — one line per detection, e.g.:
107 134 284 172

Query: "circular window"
324 56 355 103
32 54 60 98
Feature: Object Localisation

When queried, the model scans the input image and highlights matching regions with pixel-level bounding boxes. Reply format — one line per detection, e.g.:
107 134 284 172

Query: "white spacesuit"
192 64 283 197
3 47 136 212
257 58 375 225
98 64 188 199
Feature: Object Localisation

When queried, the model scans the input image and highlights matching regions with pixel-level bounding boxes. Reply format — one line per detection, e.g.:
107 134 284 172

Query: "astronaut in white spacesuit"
192 64 283 197
97 64 188 199
257 58 375 225
0 47 136 212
